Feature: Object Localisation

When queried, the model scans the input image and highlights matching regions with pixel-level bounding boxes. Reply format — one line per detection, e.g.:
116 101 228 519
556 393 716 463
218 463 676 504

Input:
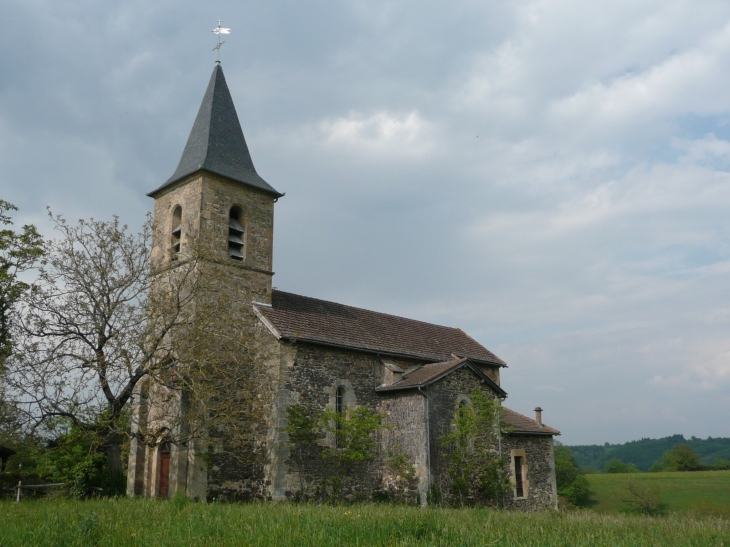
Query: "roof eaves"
147 168 284 199
504 429 560 436
277 334 505 367
456 330 508 367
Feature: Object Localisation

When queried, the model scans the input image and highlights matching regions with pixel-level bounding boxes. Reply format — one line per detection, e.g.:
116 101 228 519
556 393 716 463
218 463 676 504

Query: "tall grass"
1 499 729 546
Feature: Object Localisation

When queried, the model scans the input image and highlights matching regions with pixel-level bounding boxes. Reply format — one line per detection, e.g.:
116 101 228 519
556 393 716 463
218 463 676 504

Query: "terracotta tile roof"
256 290 507 366
393 357 469 387
501 407 560 436
375 357 507 397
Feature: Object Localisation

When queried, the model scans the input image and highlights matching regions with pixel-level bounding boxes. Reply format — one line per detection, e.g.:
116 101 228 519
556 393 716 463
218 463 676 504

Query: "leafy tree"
439 389 508 506
666 444 702 471
0 200 43 366
5 211 266 485
554 442 592 505
650 444 702 472
604 458 639 474
555 442 579 486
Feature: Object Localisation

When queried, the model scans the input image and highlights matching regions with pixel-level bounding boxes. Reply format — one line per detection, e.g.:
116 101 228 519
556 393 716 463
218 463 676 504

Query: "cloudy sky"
3 0 730 445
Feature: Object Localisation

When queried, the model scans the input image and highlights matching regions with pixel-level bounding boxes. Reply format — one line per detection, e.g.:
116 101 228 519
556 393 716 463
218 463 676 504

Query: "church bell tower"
127 62 283 499
147 61 283 306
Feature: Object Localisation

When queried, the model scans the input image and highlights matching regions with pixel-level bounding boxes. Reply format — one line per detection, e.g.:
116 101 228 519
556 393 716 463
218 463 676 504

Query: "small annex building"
127 62 560 509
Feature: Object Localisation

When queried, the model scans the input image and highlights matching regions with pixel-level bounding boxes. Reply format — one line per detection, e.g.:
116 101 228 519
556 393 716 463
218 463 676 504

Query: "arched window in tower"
228 207 244 260
171 206 182 257
335 386 345 431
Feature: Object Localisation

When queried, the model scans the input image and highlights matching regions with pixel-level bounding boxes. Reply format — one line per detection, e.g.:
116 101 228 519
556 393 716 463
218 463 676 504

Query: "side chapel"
126 62 560 509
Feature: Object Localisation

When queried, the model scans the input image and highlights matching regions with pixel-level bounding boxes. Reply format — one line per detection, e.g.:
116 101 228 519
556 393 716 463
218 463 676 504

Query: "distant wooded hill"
567 435 730 472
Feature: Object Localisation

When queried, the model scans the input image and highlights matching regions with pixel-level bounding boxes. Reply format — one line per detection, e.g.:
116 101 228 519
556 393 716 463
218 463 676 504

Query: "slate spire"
149 63 282 197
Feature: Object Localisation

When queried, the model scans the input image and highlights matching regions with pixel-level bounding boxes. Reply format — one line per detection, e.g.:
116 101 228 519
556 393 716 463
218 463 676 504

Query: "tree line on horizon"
567 434 730 473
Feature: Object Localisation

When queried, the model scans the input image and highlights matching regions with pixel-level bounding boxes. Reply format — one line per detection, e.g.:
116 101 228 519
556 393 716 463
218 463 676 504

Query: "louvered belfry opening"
171 206 182 257
228 207 244 260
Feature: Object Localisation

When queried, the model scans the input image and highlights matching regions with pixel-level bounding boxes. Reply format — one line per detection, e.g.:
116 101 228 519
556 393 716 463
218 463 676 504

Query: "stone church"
126 62 560 509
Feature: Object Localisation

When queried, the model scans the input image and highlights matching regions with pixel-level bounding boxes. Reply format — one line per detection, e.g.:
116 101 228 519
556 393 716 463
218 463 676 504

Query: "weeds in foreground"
1 499 729 547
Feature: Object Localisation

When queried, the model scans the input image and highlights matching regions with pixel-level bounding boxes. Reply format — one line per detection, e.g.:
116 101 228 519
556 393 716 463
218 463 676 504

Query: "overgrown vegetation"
438 389 508 507
284 389 508 506
1 499 729 547
554 442 591 505
284 403 410 503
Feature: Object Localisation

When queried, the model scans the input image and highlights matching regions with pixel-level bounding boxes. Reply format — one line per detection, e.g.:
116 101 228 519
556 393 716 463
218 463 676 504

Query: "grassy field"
1 499 729 547
585 469 730 516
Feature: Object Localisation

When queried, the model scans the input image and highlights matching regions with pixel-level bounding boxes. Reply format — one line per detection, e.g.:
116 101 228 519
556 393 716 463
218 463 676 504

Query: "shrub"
604 458 639 474
614 477 662 515
554 442 592 505
561 474 591 505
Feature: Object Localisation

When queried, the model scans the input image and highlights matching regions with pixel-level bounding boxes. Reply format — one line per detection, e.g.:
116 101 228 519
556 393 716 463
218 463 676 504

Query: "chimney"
534 407 543 427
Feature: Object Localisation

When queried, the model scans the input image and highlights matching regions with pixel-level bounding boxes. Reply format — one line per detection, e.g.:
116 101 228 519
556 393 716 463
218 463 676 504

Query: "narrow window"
171 206 182 257
514 456 524 497
228 207 244 260
335 386 345 431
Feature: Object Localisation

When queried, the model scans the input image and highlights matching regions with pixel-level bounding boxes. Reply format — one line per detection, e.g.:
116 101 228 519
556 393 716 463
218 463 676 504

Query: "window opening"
171 206 182 257
228 207 244 260
514 456 524 497
335 386 345 431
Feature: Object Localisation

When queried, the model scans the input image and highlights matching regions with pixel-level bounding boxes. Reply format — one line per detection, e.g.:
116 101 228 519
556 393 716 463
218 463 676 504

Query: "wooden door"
158 452 170 498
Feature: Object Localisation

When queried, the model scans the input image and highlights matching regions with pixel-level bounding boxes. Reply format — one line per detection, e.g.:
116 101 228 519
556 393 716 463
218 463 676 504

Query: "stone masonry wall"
378 391 428 505
501 434 557 511
426 365 500 503
273 343 385 500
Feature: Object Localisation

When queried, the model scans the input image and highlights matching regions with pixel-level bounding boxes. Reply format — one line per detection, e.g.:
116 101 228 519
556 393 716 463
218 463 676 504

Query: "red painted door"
158 453 170 498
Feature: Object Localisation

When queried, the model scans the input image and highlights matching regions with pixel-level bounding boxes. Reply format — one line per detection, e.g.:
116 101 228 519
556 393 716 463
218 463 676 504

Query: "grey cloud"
2 0 730 444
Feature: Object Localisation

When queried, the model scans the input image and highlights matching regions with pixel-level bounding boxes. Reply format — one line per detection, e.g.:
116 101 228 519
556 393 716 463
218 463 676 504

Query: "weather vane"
212 20 231 63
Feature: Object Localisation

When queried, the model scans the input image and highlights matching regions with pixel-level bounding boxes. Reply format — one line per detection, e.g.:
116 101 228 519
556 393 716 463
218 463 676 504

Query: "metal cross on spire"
212 19 231 63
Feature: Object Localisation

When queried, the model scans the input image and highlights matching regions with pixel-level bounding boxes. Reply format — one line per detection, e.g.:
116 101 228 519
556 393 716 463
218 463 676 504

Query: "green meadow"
585 469 730 516
1 498 729 547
